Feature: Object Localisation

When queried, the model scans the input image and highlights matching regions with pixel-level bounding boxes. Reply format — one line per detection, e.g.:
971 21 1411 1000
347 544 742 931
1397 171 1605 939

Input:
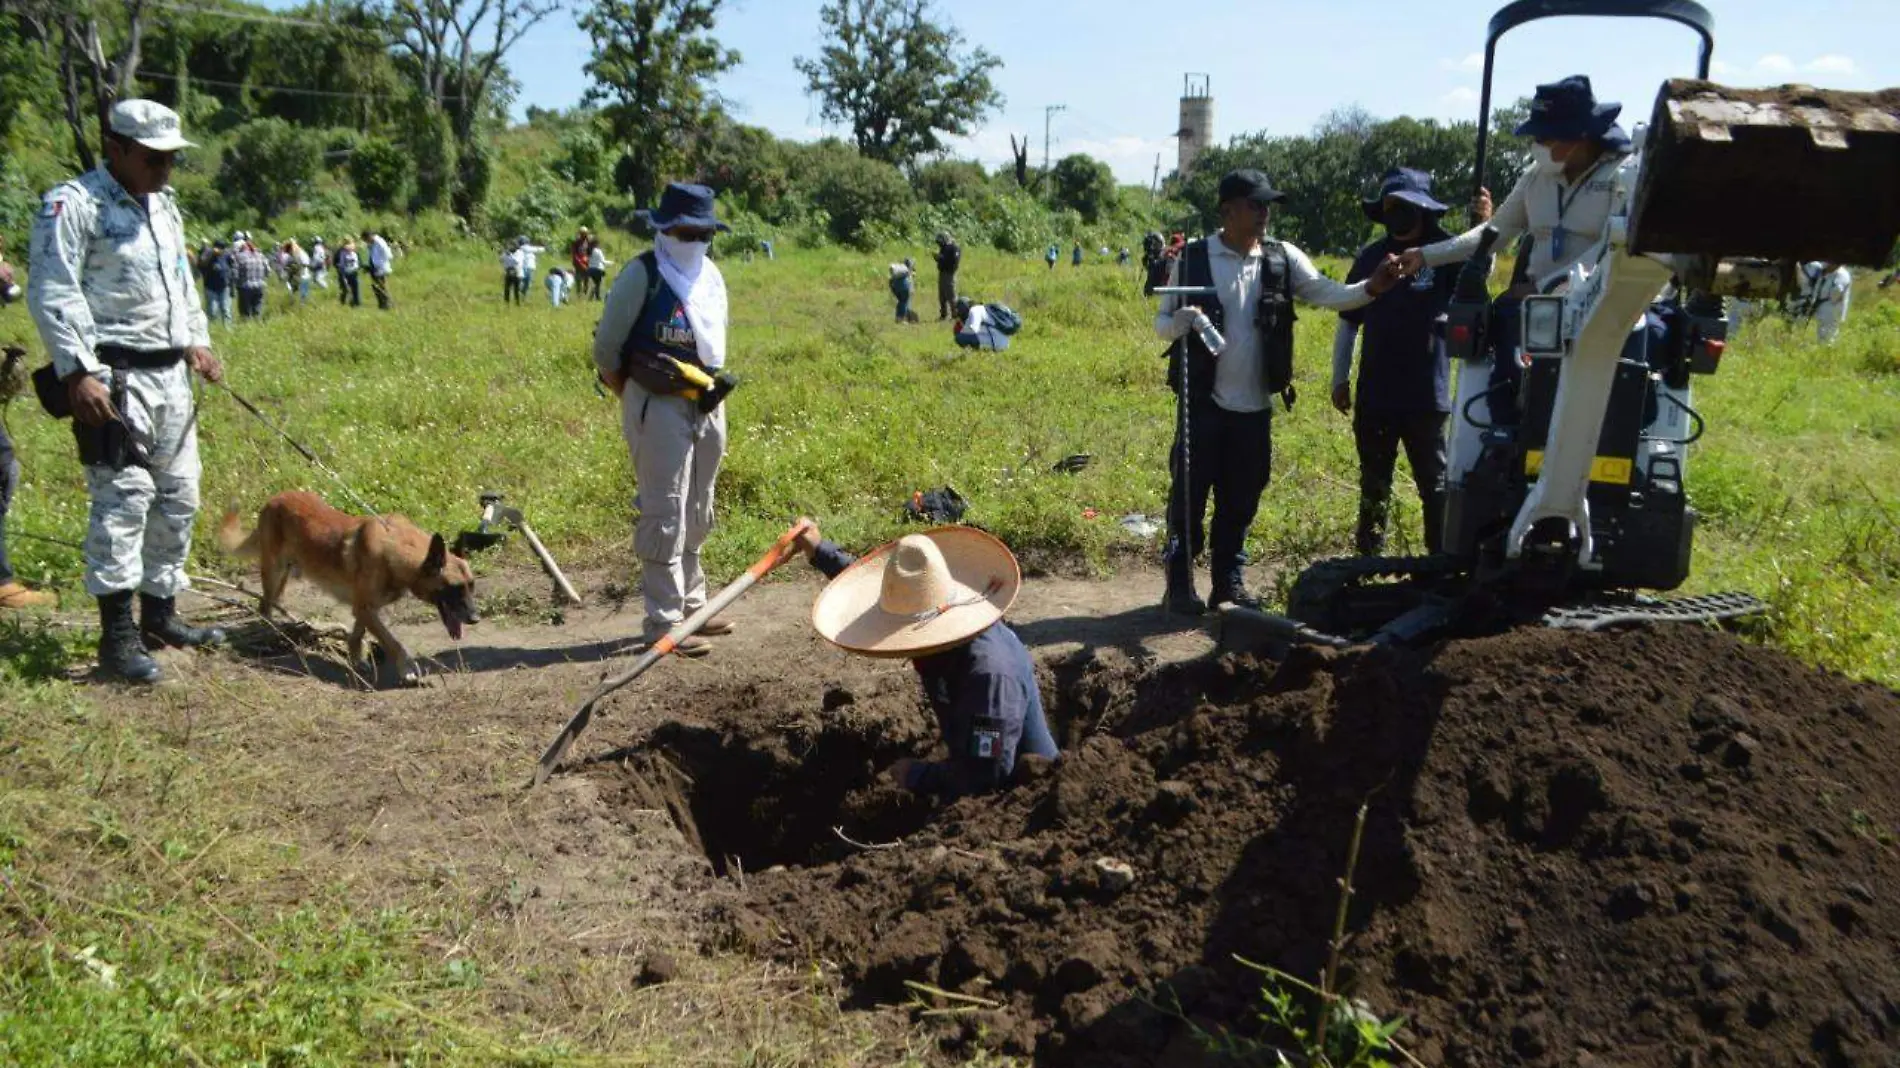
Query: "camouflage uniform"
27 165 210 598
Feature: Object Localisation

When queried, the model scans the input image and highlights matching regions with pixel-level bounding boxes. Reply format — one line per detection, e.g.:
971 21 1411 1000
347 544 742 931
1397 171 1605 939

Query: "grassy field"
1 240 1898 1063
5 241 1899 677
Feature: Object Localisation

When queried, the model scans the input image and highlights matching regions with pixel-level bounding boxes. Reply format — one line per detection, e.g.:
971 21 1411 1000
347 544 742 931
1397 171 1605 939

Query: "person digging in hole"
794 519 1059 799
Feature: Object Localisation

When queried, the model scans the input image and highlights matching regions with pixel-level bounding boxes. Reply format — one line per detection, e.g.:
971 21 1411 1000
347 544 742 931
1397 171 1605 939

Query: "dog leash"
211 380 385 521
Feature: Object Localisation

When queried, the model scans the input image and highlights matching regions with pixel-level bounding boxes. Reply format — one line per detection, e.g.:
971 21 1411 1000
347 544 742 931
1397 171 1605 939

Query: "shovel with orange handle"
532 518 816 787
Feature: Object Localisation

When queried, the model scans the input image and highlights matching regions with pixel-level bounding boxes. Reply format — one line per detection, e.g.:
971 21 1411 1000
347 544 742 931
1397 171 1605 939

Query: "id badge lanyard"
1550 158 1612 262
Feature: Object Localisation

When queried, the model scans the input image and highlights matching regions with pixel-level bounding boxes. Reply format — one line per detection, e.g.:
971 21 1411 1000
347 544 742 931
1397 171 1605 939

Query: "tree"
794 0 1002 168
1 0 149 171
381 0 557 215
219 117 322 218
578 0 739 205
912 159 987 206
788 139 914 248
1049 153 1115 223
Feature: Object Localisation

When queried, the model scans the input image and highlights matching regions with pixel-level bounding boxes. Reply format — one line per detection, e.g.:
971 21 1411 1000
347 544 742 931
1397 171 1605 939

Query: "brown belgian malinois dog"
218 490 479 685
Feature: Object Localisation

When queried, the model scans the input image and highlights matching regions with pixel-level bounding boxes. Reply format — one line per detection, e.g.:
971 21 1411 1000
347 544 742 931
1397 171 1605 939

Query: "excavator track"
1287 554 1769 644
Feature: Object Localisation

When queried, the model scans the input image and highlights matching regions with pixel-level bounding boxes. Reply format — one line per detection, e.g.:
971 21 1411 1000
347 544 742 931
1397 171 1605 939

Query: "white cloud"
1805 54 1857 76
1438 52 1483 73
1440 87 1480 109
1754 53 1797 75
1711 59 1738 78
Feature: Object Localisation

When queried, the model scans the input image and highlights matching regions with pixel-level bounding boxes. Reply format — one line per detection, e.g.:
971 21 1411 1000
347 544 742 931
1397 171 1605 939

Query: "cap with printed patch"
109 99 196 153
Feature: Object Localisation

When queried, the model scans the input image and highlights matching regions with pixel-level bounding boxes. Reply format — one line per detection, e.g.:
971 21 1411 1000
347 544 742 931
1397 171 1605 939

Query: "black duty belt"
97 345 186 370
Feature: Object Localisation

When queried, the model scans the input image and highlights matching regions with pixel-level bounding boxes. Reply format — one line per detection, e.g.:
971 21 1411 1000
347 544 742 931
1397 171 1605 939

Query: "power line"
136 68 468 103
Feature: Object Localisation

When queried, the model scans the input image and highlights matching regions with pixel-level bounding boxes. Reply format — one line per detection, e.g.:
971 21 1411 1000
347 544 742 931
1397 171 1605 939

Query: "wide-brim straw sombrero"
812 526 1021 659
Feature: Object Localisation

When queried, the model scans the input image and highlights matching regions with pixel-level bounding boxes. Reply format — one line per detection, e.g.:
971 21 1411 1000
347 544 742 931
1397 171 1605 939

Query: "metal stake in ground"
1153 286 1222 608
531 518 815 787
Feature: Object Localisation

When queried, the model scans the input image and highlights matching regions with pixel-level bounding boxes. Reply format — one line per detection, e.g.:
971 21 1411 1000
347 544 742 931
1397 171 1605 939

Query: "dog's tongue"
440 605 463 642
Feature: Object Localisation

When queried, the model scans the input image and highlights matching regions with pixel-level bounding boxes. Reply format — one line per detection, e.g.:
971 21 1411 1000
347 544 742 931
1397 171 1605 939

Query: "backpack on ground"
985 303 1022 335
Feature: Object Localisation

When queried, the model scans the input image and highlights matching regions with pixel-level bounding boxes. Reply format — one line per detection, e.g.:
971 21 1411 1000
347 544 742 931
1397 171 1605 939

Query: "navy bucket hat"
1217 169 1288 207
1514 75 1631 149
1362 167 1449 223
636 182 731 233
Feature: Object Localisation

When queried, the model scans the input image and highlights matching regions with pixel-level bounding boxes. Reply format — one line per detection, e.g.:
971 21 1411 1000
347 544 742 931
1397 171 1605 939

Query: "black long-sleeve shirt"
812 540 1058 798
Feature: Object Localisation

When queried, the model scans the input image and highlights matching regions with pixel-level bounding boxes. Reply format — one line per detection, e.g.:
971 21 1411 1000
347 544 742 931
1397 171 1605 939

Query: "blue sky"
269 0 1898 183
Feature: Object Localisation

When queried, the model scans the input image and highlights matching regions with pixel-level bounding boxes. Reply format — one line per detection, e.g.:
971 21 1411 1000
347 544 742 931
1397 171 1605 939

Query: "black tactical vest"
1165 237 1297 407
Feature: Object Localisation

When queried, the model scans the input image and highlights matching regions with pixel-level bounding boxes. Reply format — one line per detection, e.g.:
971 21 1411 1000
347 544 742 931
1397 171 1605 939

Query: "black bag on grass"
904 486 968 523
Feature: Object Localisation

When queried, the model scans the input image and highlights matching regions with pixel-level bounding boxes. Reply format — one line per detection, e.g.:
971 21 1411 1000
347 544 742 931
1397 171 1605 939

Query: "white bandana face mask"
1530 144 1557 172
657 232 709 274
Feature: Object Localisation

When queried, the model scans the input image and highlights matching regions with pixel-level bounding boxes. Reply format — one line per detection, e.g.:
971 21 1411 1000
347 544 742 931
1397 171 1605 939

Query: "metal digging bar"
457 493 584 607
531 518 814 787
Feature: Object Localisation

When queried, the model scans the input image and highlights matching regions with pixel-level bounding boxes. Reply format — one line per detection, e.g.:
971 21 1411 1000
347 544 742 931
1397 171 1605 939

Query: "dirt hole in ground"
682 630 1900 1068
599 679 941 876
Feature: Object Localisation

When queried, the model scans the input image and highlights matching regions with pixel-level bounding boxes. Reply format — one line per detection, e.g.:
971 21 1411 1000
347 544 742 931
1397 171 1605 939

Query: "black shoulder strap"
1184 239 1212 288
638 250 661 314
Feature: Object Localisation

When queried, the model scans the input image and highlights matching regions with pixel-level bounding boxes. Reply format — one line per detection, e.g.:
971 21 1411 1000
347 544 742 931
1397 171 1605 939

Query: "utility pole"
1151 153 1161 201
1041 103 1066 198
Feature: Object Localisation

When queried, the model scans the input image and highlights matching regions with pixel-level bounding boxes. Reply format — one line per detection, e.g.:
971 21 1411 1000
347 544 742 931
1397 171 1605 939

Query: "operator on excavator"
1395 75 1640 412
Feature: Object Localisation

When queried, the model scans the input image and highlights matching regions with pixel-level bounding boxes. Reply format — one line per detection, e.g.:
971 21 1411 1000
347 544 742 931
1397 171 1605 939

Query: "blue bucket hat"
1362 167 1449 223
636 182 731 233
1514 75 1631 150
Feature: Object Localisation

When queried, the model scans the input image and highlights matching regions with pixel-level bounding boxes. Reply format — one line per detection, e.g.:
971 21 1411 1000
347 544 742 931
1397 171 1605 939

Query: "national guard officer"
28 99 227 683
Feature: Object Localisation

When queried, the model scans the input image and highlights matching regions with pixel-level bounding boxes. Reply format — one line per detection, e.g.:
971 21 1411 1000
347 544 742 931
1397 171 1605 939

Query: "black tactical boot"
1210 563 1262 610
1355 497 1388 557
98 591 161 684
1421 490 1447 555
140 593 227 649
1162 548 1206 616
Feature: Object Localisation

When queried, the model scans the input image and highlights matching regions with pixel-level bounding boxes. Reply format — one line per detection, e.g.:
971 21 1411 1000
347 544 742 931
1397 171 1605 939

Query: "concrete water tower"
1177 73 1213 174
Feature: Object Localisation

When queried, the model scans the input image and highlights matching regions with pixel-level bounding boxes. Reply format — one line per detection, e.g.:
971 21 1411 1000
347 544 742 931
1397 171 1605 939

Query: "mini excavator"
1225 0 1900 652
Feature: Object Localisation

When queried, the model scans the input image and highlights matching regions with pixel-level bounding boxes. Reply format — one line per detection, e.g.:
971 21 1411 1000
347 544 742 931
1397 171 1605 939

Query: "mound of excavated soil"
602 625 1900 1066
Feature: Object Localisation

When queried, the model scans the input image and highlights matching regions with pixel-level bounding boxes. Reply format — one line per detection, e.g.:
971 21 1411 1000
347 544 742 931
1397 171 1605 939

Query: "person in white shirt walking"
309 236 328 290
515 235 547 297
1795 261 1852 343
362 229 393 310
586 239 611 301
1153 168 1404 614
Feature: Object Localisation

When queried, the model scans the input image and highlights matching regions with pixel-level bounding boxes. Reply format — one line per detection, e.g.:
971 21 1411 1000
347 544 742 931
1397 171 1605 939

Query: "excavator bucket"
1630 80 1900 266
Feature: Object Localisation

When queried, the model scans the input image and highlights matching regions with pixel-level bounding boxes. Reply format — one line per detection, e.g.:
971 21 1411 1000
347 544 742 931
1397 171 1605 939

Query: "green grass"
5 242 1897 682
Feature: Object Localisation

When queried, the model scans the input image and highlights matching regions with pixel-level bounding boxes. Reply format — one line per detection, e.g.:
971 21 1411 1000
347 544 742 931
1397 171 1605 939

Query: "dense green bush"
218 117 323 219
350 137 415 211
791 140 916 248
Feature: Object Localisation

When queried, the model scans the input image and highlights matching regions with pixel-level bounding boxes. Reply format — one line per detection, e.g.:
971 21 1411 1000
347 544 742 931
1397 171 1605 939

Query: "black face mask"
1383 202 1422 240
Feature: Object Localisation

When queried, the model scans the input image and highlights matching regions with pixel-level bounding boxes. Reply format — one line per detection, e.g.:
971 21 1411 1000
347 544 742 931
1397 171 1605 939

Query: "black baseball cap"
1218 169 1287 207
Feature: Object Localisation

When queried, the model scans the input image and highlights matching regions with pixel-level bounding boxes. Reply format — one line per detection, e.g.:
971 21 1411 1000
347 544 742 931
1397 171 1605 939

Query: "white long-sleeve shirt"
367 235 392 276
1420 154 1628 285
27 166 210 378
519 244 546 272
1153 234 1376 412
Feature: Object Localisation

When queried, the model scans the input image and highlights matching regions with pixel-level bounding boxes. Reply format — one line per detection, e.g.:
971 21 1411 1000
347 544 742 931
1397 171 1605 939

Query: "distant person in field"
500 243 525 305
934 231 961 320
284 239 311 304
309 236 328 290
1072 242 1083 268
1333 167 1475 556
545 266 571 307
1794 261 1852 343
0 235 21 307
890 257 917 323
363 229 394 310
586 238 610 300
593 183 734 659
1141 231 1166 295
334 237 361 307
198 238 232 325
232 237 269 320
952 297 1010 351
1117 246 1131 267
1153 168 1404 615
516 235 546 295
568 226 592 279
1045 243 1059 270
760 238 775 261
792 519 1059 799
